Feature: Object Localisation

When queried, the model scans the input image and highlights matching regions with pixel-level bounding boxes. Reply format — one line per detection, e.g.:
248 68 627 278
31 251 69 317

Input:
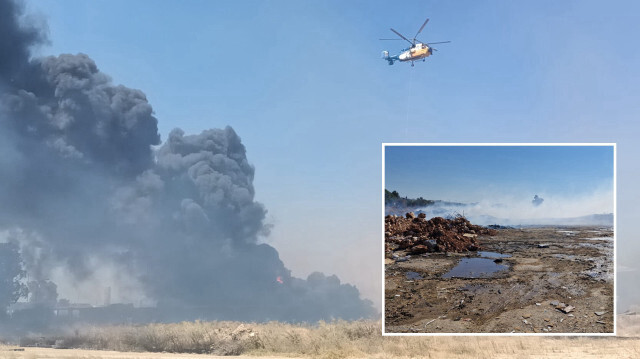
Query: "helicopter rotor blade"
415 38 451 45
379 38 404 41
390 28 413 45
414 18 429 40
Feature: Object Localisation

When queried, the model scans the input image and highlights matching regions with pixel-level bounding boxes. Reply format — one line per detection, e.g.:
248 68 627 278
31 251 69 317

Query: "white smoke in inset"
414 190 613 226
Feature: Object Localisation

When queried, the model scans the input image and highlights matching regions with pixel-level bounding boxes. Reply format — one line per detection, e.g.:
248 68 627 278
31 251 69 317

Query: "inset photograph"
383 144 615 334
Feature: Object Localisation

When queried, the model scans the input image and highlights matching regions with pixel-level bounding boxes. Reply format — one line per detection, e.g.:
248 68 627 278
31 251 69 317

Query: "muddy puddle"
405 271 423 280
441 257 509 278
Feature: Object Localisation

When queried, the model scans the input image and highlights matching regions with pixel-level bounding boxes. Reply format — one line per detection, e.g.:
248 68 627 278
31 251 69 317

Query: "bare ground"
385 226 614 333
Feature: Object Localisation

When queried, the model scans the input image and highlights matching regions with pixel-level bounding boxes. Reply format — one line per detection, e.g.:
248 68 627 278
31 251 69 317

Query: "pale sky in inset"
385 145 614 204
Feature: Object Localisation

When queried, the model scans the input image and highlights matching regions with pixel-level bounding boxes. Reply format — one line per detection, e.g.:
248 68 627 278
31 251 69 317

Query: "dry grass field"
1 316 639 359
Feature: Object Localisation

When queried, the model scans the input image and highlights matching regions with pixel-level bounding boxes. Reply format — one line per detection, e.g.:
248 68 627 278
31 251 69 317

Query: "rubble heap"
385 212 497 254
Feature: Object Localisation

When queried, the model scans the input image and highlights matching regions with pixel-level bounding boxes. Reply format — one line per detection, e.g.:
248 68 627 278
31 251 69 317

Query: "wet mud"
385 226 614 333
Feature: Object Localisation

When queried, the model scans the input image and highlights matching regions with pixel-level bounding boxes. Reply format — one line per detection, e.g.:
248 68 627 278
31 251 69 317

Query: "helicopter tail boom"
381 50 397 65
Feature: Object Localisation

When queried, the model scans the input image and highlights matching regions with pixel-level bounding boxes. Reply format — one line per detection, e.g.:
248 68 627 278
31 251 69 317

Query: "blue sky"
23 0 640 310
385 145 614 203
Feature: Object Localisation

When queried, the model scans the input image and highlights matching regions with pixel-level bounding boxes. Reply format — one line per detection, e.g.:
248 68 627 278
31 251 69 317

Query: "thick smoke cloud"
0 0 374 324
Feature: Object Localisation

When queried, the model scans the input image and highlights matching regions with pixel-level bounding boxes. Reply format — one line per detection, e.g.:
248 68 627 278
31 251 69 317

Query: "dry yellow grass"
0 347 288 359
1 338 639 359
1 316 639 359
618 314 640 337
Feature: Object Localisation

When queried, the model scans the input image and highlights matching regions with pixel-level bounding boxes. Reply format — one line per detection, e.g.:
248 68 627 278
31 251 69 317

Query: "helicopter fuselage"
398 43 432 62
383 43 433 65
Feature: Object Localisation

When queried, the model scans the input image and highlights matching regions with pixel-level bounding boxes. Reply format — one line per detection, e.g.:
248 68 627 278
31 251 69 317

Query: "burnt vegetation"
385 190 435 208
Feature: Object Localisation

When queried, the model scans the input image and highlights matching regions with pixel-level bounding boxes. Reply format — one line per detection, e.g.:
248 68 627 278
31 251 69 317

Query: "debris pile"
385 213 497 254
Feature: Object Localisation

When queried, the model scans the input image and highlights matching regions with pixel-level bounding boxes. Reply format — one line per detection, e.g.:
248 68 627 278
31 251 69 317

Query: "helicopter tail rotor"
381 50 395 65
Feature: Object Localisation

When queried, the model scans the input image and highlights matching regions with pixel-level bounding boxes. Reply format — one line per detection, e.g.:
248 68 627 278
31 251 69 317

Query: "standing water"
442 257 509 278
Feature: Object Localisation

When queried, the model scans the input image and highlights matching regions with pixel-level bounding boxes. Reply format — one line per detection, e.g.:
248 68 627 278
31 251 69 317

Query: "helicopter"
380 18 450 66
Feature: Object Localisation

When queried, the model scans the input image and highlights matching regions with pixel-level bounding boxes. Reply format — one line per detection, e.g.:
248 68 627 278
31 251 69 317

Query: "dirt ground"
385 226 614 333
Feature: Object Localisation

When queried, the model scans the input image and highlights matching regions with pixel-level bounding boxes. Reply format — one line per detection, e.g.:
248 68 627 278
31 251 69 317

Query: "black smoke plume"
0 0 374 325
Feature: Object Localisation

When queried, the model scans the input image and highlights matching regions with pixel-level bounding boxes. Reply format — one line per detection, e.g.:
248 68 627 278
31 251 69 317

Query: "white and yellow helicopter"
380 18 450 66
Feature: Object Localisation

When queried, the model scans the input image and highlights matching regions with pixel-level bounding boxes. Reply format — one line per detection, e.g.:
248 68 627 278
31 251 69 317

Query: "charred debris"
385 212 497 255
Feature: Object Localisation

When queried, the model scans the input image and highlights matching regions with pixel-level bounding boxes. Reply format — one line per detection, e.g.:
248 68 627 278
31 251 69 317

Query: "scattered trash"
537 244 549 248
487 224 514 229
558 305 575 314
595 311 606 316
424 318 437 326
408 245 430 254
536 303 541 306
550 300 560 306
